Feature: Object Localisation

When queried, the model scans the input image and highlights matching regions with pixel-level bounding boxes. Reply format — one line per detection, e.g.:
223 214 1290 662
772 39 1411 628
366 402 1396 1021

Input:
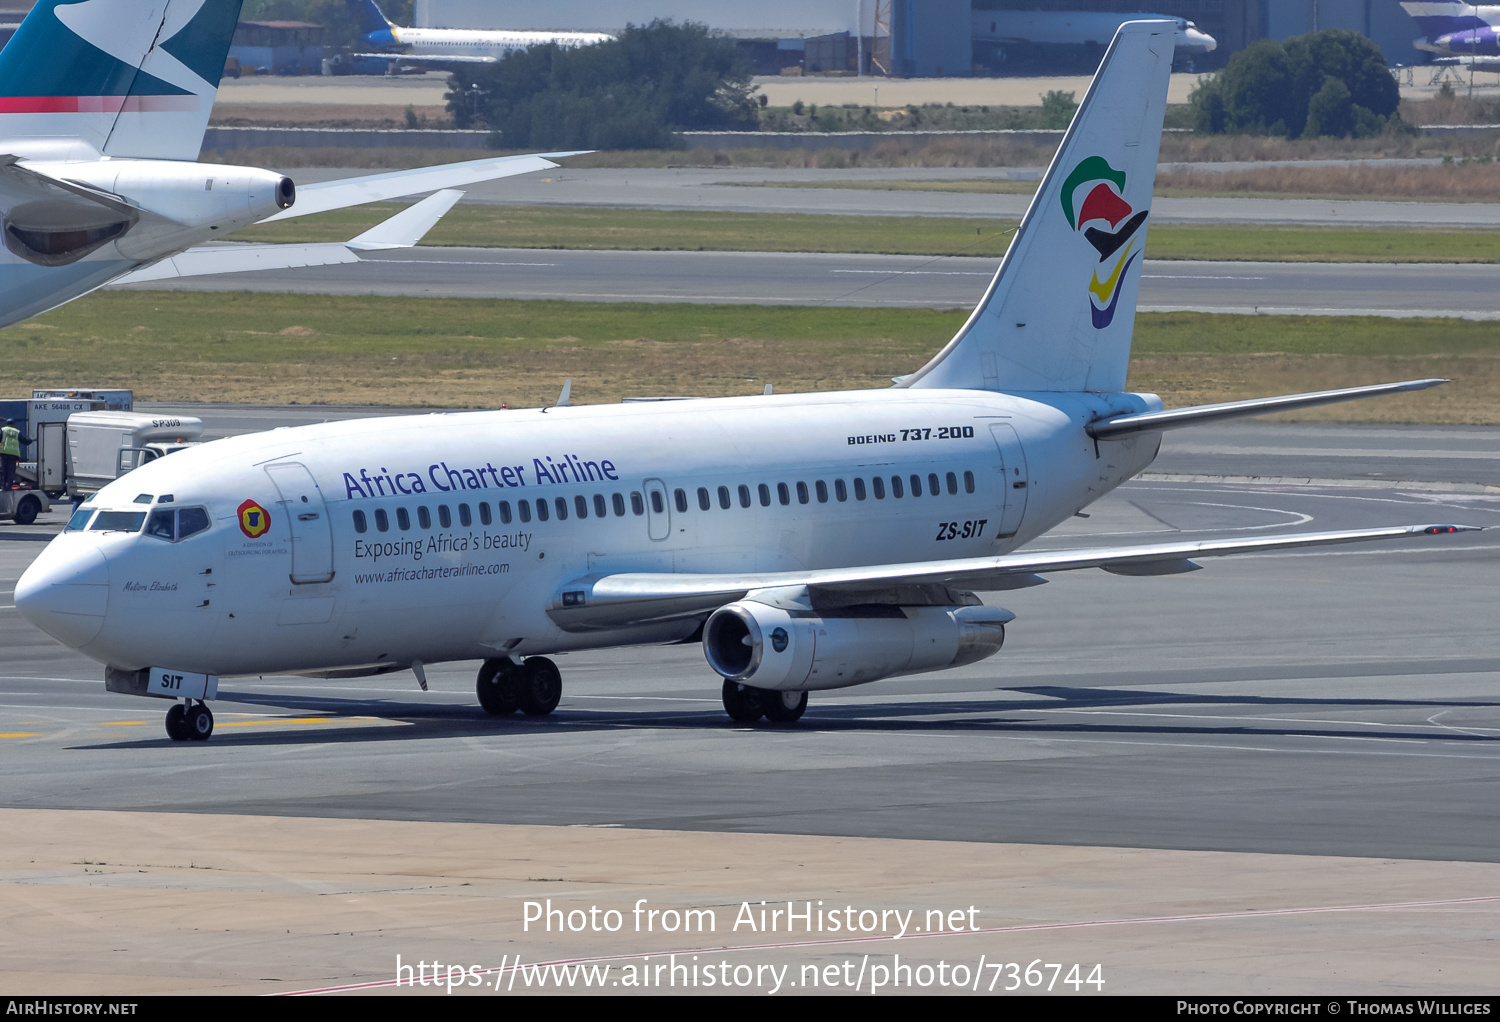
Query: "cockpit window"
147 509 175 540
133 494 153 504
65 508 94 532
89 511 147 533
178 507 210 539
144 507 211 541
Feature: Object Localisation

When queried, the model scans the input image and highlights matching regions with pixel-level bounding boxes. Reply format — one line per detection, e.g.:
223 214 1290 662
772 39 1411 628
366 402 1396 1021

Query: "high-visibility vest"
0 426 20 458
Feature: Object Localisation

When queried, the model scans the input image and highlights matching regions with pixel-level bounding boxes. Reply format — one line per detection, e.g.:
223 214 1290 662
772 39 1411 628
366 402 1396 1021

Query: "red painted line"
277 892 1500 996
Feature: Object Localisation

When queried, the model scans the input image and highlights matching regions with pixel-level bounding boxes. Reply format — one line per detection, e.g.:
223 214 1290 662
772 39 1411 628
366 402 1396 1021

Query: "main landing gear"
477 656 562 717
164 700 214 741
722 681 807 724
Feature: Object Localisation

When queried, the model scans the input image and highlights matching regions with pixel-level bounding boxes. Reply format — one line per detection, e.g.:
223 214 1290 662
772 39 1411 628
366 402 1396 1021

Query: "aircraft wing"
544 524 1478 631
259 152 585 222
1432 55 1500 71
113 189 462 283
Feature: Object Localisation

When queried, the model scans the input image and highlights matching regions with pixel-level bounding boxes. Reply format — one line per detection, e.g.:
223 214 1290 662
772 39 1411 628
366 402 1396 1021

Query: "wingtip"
1414 524 1483 535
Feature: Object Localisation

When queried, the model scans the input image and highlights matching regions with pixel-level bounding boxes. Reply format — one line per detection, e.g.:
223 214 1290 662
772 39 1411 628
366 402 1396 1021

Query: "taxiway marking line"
283 893 1500 996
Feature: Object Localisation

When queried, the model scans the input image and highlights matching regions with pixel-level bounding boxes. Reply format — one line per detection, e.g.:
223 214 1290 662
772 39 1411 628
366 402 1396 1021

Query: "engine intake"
704 600 1011 691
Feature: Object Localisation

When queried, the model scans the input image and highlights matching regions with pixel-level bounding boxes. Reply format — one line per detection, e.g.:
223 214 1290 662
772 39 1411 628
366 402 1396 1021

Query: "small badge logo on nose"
237 499 271 538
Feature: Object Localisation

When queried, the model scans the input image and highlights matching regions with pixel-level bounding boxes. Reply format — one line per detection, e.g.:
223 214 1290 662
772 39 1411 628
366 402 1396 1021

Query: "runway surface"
121 247 1500 319
287 165 1500 229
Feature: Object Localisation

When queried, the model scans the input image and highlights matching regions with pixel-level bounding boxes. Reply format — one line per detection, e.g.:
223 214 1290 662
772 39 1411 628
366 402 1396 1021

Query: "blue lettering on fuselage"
342 455 615 500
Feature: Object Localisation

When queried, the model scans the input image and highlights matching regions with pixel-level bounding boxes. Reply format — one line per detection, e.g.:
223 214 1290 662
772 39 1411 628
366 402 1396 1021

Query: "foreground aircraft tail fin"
0 0 244 162
902 20 1173 394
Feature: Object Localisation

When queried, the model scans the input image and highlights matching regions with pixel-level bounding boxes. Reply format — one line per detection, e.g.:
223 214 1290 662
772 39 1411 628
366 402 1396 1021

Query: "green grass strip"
231 203 1500 263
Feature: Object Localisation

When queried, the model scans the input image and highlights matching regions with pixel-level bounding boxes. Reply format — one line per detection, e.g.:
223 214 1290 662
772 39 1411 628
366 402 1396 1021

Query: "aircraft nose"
15 540 110 648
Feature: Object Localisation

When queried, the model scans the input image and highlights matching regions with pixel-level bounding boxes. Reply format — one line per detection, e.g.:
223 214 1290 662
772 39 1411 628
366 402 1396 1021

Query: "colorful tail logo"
1060 156 1149 329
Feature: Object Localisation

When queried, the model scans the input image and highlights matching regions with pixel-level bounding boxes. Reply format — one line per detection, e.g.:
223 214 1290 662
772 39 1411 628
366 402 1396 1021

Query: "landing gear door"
643 478 670 542
988 423 1029 539
264 462 335 584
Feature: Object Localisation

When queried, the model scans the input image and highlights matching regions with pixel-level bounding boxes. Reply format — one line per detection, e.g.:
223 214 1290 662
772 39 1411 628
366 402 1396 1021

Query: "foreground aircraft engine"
2 160 296 268
704 596 1012 722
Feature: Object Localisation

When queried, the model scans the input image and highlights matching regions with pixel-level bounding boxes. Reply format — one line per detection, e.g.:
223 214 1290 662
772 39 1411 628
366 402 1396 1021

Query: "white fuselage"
19 388 1161 680
390 25 611 60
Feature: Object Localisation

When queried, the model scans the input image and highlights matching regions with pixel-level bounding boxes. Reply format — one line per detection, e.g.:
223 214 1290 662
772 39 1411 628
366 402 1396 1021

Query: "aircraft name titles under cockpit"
342 455 620 500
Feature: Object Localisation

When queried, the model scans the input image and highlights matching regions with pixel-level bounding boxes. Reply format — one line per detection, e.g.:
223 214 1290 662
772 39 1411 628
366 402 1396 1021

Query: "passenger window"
459 504 472 527
575 494 588 519
396 507 411 531
718 485 731 510
946 472 958 495
147 509 175 540
929 473 940 496
178 507 210 539
499 501 512 524
738 484 751 508
650 491 664 514
815 480 828 503
873 477 885 499
890 476 903 498
417 506 432 529
595 494 608 518
518 501 531 524
835 479 847 502
613 493 626 517
554 497 568 521
697 487 711 511
375 509 390 532
632 492 646 516
674 489 688 513
964 470 975 494
794 482 808 504
777 483 790 506
479 502 492 526
438 505 452 529
854 478 866 501
353 510 367 534
910 475 922 497
759 483 771 507
535 499 549 522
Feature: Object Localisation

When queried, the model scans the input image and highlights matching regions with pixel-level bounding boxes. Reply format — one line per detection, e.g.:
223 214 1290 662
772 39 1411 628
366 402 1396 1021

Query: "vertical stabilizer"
902 20 1173 394
0 0 244 162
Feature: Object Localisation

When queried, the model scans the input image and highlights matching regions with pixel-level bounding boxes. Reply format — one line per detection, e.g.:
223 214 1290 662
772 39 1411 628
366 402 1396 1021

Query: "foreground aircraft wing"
258 152 585 222
545 524 1479 631
113 189 463 283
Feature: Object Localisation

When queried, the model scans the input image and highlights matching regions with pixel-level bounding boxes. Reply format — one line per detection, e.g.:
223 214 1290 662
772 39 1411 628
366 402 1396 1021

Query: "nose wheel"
165 701 214 741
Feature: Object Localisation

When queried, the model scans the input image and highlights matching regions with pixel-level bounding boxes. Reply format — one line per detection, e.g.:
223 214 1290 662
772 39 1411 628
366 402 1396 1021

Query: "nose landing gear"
476 656 561 717
165 700 214 741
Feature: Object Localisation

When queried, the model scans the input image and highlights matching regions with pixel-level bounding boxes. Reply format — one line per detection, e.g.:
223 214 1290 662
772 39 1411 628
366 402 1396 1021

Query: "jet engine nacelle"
12 160 296 264
703 600 1012 692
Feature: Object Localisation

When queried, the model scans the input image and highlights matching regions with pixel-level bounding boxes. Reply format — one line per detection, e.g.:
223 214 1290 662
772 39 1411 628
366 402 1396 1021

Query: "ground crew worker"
1 419 26 492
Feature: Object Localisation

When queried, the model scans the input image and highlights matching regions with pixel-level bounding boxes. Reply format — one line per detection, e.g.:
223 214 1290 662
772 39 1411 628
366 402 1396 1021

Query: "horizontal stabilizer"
346 188 463 250
1087 379 1448 438
260 153 586 222
544 524 1480 631
114 189 464 282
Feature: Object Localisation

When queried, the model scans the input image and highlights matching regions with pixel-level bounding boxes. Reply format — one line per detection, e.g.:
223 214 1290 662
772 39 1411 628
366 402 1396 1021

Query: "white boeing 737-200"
15 22 1478 742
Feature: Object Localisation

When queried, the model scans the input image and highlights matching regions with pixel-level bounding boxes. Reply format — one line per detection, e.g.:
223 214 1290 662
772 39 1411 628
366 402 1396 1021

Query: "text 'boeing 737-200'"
14 21 1481 742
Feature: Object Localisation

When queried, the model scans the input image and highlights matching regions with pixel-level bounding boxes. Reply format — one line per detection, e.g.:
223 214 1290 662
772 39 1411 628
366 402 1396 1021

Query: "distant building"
230 20 325 76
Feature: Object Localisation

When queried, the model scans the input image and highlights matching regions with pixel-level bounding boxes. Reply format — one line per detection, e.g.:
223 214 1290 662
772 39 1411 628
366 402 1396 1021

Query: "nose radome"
15 540 109 648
